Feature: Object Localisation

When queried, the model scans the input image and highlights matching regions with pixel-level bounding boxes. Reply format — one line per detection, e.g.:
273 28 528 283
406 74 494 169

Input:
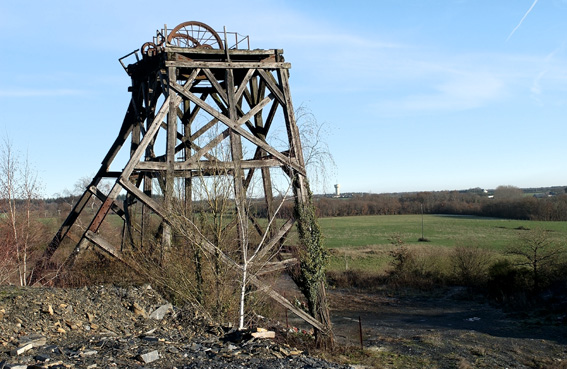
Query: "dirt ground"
2 279 565 368
326 287 567 368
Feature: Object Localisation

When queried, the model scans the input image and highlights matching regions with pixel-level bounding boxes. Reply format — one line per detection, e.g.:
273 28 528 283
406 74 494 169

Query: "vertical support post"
278 67 334 347
250 74 275 236
227 68 248 249
162 66 177 252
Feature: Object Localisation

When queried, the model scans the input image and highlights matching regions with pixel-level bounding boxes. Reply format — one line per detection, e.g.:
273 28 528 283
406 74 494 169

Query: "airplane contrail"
506 0 539 41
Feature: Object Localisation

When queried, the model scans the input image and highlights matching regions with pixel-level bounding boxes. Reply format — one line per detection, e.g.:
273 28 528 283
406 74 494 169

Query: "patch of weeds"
418 331 444 348
469 345 486 356
322 344 435 369
457 357 474 369
0 287 21 299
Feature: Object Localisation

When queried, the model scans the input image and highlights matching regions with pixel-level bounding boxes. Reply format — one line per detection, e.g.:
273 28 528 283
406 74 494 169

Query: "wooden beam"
165 47 283 56
248 273 324 331
118 178 170 221
136 158 283 172
170 81 305 175
255 258 298 276
84 231 128 265
257 69 286 107
165 61 291 69
168 213 324 331
252 218 295 263
122 94 180 179
202 69 229 106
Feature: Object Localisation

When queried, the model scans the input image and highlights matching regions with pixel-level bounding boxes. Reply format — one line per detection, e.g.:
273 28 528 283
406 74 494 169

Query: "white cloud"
373 70 506 115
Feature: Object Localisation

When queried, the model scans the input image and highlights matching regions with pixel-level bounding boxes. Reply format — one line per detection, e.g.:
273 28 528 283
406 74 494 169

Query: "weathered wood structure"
37 21 331 337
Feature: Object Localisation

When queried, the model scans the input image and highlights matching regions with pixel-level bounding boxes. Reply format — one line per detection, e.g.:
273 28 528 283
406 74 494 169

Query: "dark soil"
328 287 567 368
1 284 566 368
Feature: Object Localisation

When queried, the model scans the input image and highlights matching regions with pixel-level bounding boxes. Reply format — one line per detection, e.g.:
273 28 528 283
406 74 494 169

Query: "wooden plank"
263 99 279 136
278 68 305 167
165 47 283 56
255 258 298 276
87 185 125 218
170 81 305 175
252 218 295 263
118 178 169 221
121 94 180 179
136 158 283 172
235 68 256 101
189 116 218 142
248 273 324 330
257 69 286 107
227 67 249 252
183 128 230 167
86 182 124 234
84 231 128 265
202 69 229 105
165 61 291 69
238 94 274 128
167 212 323 331
97 98 137 174
40 189 94 263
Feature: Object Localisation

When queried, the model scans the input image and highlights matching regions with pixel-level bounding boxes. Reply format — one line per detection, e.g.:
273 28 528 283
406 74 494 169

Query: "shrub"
486 259 531 307
387 246 448 290
326 270 385 289
451 246 492 287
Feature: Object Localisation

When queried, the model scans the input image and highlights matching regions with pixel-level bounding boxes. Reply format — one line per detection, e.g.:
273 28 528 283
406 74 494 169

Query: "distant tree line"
251 186 567 221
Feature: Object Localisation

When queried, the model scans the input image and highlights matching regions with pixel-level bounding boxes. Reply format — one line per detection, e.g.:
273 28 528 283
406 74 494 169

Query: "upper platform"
120 21 290 79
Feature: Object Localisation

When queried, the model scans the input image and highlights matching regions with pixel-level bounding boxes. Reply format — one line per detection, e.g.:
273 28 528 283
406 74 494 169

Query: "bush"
451 246 492 287
326 270 385 289
387 246 448 290
486 259 531 307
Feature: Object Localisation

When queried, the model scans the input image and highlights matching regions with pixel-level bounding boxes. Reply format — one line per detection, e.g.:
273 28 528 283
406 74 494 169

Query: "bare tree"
0 136 43 285
506 228 564 293
295 105 336 194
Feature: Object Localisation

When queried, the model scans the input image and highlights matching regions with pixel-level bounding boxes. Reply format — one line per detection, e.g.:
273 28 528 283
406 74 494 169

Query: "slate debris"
0 285 348 368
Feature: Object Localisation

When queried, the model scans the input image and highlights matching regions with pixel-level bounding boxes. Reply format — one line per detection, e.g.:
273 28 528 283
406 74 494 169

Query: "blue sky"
0 0 566 197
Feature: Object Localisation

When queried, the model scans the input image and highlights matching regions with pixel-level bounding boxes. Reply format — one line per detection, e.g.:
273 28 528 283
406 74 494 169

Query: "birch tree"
0 137 43 286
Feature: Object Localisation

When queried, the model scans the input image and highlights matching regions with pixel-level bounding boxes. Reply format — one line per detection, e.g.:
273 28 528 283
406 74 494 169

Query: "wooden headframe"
37 25 325 331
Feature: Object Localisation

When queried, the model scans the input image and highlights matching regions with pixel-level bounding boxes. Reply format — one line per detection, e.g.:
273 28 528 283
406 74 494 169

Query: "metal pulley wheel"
167 21 224 49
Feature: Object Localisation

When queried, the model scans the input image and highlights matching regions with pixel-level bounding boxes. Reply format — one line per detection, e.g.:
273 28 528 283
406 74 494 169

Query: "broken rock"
149 303 172 320
139 350 160 363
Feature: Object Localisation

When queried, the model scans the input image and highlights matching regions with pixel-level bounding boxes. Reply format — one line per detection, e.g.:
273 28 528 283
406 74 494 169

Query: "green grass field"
318 215 567 273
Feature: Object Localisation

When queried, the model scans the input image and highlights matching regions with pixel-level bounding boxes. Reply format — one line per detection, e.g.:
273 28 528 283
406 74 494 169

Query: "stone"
86 312 95 323
33 354 50 362
251 330 275 339
80 349 98 356
138 350 160 363
149 303 172 320
131 302 147 318
5 364 28 369
10 343 33 356
41 304 53 316
19 335 47 348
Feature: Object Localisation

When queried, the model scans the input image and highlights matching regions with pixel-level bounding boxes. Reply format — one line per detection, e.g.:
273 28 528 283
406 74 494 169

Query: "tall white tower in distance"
334 184 340 197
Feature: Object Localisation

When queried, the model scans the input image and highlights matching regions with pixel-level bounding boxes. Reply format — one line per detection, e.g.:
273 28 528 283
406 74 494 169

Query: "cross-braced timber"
35 22 332 342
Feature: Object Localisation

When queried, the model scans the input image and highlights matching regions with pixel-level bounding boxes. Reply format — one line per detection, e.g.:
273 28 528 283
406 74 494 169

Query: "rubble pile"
0 285 346 368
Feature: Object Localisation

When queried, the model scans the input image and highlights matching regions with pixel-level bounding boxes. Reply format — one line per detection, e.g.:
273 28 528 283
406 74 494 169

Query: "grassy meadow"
318 215 567 274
